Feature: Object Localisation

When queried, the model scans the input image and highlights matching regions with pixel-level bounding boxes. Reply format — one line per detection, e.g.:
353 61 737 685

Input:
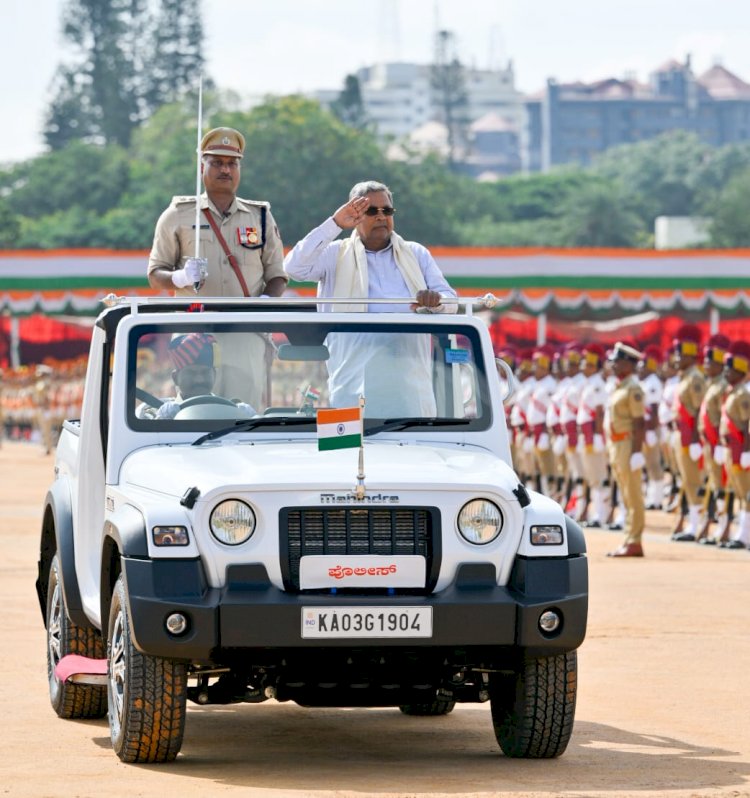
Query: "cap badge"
221 136 231 145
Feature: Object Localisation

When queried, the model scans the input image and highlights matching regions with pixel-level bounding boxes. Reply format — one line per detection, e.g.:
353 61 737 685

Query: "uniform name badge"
237 227 259 245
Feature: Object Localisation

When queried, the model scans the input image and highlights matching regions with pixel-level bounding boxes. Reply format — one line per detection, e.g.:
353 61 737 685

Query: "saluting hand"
333 197 370 229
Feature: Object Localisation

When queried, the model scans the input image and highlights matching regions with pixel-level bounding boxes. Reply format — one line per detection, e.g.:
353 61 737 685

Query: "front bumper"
121 556 588 663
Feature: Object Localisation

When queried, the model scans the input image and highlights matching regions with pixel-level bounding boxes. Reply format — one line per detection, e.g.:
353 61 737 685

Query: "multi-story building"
527 58 750 172
314 60 526 143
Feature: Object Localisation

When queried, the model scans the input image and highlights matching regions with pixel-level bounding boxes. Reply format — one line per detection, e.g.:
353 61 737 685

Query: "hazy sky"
3 0 750 164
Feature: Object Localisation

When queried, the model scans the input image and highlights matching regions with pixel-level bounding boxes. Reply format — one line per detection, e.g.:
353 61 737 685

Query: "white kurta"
285 218 458 417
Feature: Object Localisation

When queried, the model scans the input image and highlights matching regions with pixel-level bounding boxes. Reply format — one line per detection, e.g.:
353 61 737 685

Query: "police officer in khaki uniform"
605 342 646 557
719 340 750 549
688 334 730 543
669 324 707 540
147 127 288 408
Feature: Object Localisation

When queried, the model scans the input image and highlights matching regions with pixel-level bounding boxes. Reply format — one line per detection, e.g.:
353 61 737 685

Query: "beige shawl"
331 230 426 312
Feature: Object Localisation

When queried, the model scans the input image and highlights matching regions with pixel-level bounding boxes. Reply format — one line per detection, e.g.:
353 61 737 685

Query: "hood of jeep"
120 441 521 498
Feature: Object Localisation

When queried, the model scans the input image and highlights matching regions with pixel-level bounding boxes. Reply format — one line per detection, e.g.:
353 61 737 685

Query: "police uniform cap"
201 127 245 159
582 342 605 365
704 333 731 363
562 342 583 364
725 340 750 374
496 345 517 365
611 341 642 363
672 323 702 358
168 333 220 370
532 344 554 369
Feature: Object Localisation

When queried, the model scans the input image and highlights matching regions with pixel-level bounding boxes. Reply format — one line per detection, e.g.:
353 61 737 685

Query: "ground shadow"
89 704 750 794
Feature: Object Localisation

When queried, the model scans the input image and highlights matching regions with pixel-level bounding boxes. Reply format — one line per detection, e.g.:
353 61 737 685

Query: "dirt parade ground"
1 441 749 798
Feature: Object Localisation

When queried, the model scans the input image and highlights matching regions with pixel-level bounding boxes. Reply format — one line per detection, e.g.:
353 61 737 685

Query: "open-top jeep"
37 295 587 763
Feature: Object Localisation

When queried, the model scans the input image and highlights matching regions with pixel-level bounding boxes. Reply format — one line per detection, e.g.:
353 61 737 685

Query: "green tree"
0 141 129 218
557 180 644 247
693 141 750 213
0 198 21 248
141 0 206 115
708 167 750 247
592 130 710 226
45 0 146 148
44 0 207 151
430 30 469 171
330 74 368 130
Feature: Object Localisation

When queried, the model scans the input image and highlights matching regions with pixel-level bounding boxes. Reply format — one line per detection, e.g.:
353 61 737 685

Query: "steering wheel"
135 387 164 408
177 394 237 409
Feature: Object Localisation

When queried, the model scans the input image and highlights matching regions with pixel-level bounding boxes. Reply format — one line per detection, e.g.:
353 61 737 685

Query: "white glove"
522 437 534 453
741 451 750 469
689 442 703 462
629 451 645 471
645 430 658 448
236 402 256 417
536 432 550 451
713 445 727 464
593 433 605 453
552 435 567 455
172 258 207 289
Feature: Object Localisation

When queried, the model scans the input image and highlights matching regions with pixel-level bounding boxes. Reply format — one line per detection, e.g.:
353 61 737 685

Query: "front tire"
46 554 107 719
490 651 577 758
107 575 187 763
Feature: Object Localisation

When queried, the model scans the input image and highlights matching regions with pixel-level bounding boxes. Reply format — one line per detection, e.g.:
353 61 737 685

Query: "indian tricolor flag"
317 407 362 451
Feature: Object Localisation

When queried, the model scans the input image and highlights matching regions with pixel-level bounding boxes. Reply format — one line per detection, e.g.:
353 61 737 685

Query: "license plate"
301 607 432 639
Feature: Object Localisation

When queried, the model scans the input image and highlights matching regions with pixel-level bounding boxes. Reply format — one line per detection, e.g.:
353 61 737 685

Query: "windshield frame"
125 318 493 435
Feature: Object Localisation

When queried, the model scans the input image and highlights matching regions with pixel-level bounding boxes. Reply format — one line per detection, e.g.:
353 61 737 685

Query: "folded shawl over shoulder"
331 229 427 312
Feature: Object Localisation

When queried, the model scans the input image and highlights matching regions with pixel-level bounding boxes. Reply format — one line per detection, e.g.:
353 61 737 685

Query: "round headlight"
209 500 256 545
457 499 503 545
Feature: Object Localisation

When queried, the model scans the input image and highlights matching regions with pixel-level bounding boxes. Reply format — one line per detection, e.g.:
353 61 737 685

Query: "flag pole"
193 76 204 293
354 395 366 499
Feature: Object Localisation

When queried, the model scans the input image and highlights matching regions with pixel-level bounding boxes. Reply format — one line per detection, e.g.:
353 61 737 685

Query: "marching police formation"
500 325 750 557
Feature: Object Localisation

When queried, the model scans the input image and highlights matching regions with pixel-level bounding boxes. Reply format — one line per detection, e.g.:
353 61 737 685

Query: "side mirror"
495 358 519 404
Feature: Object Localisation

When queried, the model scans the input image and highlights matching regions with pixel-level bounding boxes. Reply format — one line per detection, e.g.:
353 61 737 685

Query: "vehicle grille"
280 507 440 592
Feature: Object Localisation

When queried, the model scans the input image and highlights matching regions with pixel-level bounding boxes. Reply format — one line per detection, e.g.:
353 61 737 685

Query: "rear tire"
490 651 577 758
46 554 107 719
107 574 187 763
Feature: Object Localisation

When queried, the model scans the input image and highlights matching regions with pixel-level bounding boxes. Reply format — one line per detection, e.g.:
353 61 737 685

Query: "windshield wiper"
363 417 471 437
192 416 314 446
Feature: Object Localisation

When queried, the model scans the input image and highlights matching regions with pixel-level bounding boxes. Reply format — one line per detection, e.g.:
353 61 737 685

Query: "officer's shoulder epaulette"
236 197 270 211
172 195 197 206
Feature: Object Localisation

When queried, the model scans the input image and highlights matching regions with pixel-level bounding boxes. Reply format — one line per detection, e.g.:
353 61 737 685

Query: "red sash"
722 410 745 465
675 400 696 447
531 423 546 444
699 404 720 448
579 420 594 446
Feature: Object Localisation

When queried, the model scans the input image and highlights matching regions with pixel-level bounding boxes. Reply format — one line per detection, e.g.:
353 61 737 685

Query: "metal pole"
710 306 719 335
10 316 20 369
537 312 547 345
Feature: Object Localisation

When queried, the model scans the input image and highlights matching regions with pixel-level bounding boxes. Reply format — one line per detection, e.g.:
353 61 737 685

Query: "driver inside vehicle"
147 333 256 420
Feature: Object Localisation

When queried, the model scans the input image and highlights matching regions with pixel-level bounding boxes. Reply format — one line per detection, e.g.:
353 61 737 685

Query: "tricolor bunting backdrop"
1 247 749 364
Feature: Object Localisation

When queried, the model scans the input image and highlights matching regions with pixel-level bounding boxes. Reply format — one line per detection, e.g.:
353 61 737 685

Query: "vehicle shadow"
90 704 750 794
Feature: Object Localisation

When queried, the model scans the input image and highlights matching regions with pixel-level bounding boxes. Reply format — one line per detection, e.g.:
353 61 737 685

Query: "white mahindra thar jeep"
36 295 587 763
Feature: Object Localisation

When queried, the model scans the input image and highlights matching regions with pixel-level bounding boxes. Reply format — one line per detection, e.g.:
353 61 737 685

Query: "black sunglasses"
363 206 396 217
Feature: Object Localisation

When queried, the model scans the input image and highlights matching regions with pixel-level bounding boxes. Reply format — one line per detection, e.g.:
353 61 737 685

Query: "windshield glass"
127 318 489 432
